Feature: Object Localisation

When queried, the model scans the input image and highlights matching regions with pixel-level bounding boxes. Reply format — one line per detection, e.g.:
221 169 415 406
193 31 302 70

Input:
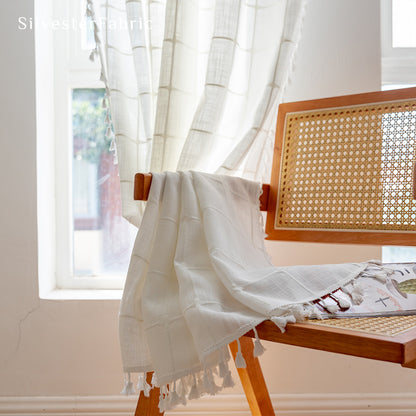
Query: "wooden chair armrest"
134 173 270 211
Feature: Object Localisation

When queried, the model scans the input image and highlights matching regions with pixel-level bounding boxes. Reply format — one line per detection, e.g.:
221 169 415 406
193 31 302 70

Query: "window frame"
380 0 416 263
36 0 127 296
381 0 416 86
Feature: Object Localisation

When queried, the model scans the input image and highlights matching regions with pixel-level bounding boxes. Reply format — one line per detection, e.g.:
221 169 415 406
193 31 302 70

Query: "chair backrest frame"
265 87 416 245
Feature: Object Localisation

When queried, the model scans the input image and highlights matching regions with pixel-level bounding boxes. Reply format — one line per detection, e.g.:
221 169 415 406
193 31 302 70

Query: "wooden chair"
133 87 416 415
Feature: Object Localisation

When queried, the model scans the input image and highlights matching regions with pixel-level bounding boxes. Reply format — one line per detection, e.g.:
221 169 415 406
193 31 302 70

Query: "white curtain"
88 0 307 227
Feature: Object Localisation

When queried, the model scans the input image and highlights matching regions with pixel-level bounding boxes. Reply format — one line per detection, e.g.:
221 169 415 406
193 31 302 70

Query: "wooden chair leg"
134 372 164 416
229 337 275 416
135 339 274 416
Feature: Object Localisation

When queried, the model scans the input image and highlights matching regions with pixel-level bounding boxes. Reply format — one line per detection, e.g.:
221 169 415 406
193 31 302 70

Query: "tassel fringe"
129 359 237 412
188 375 200 400
234 339 246 368
124 260 394 411
121 373 135 396
85 0 116 161
252 327 266 357
222 370 235 388
151 372 159 388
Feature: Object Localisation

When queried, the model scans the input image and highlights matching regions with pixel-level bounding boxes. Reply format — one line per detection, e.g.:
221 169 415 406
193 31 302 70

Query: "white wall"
1 0 416 408
0 1 124 397
261 0 416 395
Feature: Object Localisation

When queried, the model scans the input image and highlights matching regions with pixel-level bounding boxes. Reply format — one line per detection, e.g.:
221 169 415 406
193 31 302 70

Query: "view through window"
382 0 416 262
72 89 136 278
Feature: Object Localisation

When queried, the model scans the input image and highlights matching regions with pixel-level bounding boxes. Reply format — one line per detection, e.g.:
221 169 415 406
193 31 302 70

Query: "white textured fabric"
119 171 372 411
88 0 307 226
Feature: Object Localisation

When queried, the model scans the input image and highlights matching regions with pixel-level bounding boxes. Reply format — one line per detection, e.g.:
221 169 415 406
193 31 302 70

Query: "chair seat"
248 317 416 368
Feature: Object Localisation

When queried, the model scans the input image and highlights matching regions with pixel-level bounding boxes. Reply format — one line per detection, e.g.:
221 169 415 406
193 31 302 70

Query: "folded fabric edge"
120 259 393 412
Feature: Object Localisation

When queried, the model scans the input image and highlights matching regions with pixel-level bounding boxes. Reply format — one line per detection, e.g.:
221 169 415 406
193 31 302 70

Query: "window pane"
80 0 96 51
81 15 96 51
72 88 136 277
381 84 416 263
383 246 416 262
392 0 416 47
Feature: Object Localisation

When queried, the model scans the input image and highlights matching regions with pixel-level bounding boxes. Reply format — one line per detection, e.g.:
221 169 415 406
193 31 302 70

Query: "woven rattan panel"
275 100 416 231
310 315 416 336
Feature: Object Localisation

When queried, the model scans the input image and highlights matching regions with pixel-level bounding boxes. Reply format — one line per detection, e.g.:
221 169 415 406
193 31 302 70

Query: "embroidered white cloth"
119 171 379 411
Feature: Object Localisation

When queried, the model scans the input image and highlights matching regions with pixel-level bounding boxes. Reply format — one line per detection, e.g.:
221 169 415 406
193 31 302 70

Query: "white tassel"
178 378 186 398
271 314 296 333
101 95 107 108
143 379 151 397
351 282 364 304
222 371 235 388
252 327 266 358
341 285 353 297
234 339 246 368
341 282 364 304
151 372 159 388
353 293 363 304
319 297 339 314
202 371 210 393
203 369 220 395
373 273 388 283
289 304 307 321
196 374 204 396
177 379 187 401
253 338 266 357
325 303 339 314
334 295 351 310
136 373 145 393
121 373 135 396
113 147 118 164
310 304 323 319
218 361 228 378
89 49 96 62
105 126 112 138
188 375 200 400
158 393 165 413
105 111 110 124
164 392 173 412
203 370 213 393
163 388 172 411
169 383 181 407
109 137 116 152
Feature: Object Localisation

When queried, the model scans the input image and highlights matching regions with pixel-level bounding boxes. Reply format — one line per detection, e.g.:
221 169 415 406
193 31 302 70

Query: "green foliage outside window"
72 88 110 164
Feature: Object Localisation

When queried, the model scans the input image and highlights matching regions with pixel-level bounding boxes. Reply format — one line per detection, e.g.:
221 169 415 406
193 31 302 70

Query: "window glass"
382 246 416 262
380 84 416 262
72 88 136 277
392 0 416 47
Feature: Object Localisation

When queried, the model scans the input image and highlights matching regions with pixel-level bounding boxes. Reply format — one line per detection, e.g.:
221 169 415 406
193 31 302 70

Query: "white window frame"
36 0 126 298
381 0 416 86
381 0 416 263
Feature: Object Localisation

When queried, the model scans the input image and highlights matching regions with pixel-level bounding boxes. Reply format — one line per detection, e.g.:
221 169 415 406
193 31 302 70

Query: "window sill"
40 289 123 300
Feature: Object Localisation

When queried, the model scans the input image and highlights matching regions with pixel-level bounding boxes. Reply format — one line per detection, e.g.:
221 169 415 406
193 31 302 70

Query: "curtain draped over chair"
88 0 307 227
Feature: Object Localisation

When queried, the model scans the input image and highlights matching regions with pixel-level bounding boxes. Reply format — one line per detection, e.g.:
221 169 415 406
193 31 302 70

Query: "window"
381 0 416 262
36 0 135 296
71 88 136 281
381 0 416 86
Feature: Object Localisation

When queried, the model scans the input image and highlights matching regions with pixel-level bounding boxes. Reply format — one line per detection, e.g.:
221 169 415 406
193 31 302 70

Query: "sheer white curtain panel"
88 0 307 226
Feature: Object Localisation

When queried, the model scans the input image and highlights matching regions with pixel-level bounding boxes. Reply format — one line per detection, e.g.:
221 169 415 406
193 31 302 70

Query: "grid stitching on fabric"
275 100 416 231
